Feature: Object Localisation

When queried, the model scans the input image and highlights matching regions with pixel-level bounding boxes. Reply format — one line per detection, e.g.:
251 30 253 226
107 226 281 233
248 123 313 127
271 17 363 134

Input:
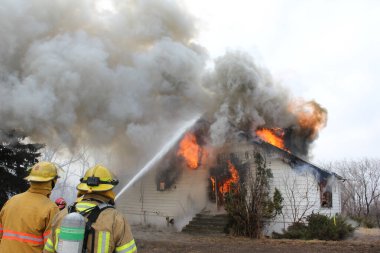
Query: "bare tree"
41 145 92 204
281 171 318 223
333 159 380 225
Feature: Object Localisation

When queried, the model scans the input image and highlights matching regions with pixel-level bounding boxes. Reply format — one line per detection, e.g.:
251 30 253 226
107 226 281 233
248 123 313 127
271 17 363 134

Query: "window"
157 181 166 191
319 180 332 208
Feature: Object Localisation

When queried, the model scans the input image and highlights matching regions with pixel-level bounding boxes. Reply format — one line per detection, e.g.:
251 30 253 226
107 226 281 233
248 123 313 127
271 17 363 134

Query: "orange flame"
210 176 216 192
219 160 240 194
289 100 327 140
177 132 201 169
256 128 287 150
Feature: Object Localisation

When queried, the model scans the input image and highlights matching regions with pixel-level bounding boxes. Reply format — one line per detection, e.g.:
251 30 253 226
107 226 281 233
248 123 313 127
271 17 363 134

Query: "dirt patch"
132 226 380 253
352 227 380 241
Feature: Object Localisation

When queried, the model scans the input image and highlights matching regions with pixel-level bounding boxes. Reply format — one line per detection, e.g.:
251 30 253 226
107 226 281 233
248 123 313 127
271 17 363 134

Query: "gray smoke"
0 0 208 169
203 52 295 145
202 52 327 157
0 0 326 176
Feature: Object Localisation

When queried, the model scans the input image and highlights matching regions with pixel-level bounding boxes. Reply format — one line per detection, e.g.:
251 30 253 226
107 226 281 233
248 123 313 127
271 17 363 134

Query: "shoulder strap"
67 202 77 213
82 203 114 253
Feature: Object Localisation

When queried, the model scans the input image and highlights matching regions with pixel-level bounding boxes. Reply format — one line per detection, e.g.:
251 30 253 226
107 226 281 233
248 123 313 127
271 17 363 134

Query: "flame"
210 176 216 192
256 128 287 150
289 100 327 140
177 132 201 169
219 160 240 194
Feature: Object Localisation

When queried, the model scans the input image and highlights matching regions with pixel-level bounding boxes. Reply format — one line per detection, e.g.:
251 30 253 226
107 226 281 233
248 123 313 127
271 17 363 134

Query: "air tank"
57 212 86 253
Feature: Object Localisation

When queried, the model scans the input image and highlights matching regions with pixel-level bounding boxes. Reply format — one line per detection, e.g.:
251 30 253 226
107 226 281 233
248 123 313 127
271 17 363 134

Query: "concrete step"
181 228 226 235
184 224 226 229
195 214 228 220
182 213 229 235
189 219 227 226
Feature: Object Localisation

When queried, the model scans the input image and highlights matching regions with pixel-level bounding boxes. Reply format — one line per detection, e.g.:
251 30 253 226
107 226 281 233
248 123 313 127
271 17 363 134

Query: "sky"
1 0 379 176
183 0 380 162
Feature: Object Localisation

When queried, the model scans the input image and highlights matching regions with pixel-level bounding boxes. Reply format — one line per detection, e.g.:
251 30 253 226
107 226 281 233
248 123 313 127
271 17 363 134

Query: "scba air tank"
57 212 86 253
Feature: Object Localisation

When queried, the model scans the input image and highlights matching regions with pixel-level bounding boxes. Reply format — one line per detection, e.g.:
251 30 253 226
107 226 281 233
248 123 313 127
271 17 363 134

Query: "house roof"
248 137 344 181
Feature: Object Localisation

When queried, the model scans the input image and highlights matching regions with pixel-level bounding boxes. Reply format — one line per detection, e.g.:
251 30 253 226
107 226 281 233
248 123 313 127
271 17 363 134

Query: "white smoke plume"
0 0 326 177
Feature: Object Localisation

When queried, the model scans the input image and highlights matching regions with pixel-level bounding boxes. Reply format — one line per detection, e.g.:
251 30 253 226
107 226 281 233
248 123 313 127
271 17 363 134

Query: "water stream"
115 114 201 200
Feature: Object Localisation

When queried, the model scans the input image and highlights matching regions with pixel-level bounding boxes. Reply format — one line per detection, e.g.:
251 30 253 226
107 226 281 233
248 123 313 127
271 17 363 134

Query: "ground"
133 226 380 253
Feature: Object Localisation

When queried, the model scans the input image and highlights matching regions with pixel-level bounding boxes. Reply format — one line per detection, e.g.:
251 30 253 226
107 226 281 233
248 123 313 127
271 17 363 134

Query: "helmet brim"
24 175 55 182
76 183 114 192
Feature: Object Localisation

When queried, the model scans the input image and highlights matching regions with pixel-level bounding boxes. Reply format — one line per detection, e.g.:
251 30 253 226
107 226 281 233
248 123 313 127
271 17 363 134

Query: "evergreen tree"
225 152 283 238
0 130 44 209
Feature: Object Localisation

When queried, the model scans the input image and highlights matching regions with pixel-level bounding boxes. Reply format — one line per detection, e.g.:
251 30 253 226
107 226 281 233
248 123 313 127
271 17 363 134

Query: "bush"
350 216 375 228
224 152 283 238
361 218 376 228
273 222 308 239
275 213 355 240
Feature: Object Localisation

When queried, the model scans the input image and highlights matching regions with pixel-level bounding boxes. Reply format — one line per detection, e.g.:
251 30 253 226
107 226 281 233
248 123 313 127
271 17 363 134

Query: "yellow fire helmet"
77 164 119 192
25 161 60 182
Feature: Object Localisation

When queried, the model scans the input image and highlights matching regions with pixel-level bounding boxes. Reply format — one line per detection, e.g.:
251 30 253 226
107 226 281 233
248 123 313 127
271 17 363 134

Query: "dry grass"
132 226 380 253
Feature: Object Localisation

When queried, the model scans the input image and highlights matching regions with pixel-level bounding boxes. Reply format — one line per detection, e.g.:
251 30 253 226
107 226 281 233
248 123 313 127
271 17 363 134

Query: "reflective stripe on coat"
0 188 59 253
43 193 137 253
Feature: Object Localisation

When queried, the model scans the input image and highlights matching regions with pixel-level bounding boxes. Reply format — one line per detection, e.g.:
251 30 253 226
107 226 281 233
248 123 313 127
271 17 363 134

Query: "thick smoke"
202 53 327 157
202 52 294 146
0 0 208 171
0 0 327 178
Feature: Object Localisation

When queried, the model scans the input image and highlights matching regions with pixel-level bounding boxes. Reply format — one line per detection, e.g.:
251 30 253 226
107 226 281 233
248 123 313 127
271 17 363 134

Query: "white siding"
117 141 342 235
117 165 209 230
266 158 342 234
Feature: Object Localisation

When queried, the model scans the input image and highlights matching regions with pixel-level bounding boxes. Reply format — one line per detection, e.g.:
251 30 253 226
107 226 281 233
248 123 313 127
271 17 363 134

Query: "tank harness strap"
67 203 78 213
81 203 114 253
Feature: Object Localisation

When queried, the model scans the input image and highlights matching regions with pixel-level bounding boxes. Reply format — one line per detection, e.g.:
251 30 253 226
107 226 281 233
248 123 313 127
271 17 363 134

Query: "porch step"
181 213 229 235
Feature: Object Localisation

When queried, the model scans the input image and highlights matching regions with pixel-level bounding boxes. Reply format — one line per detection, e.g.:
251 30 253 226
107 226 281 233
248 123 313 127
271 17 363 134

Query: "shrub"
273 222 307 239
224 152 283 238
362 218 376 228
350 216 375 228
275 213 355 240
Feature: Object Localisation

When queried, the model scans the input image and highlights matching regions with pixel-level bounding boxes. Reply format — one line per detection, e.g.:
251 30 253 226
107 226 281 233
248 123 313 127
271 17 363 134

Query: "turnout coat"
43 193 137 253
0 186 59 253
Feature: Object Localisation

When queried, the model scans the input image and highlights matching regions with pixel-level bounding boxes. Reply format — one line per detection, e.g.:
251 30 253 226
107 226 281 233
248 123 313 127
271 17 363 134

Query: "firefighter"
55 197 67 211
44 164 137 253
0 161 60 253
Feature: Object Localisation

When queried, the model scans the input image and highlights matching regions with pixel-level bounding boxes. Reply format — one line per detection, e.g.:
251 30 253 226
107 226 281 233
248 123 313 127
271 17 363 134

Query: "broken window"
158 181 166 191
319 180 332 208
155 159 182 191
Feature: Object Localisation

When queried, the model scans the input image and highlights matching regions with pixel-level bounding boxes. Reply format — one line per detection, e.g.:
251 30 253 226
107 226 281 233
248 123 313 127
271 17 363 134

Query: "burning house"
0 0 345 239
116 120 343 235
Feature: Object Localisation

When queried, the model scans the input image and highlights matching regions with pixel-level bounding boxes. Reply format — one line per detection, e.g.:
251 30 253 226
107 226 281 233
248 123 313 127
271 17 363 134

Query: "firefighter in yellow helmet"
0 161 60 253
44 165 137 253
